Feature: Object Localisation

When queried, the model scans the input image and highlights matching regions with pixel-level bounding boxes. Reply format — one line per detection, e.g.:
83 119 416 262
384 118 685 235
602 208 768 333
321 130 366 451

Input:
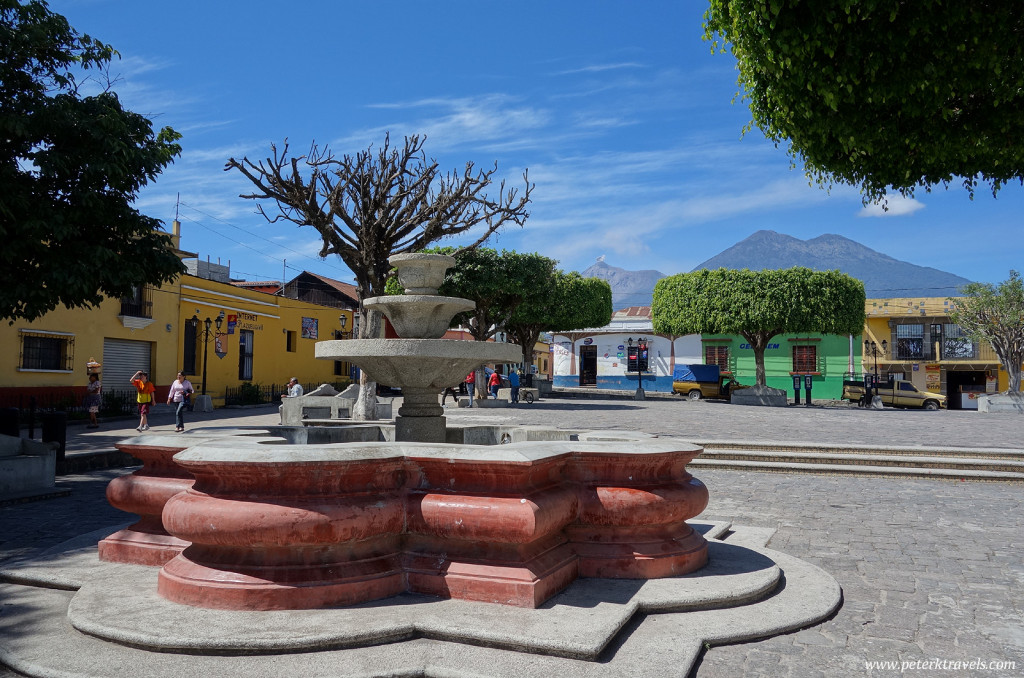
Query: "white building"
550 307 701 392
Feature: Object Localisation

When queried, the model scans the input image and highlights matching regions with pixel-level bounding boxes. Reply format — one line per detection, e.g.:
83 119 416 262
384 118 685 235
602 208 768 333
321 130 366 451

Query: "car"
842 379 946 409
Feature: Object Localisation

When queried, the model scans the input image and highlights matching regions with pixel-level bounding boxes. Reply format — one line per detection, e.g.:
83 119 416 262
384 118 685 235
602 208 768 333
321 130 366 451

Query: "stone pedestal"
731 385 789 408
192 395 213 413
977 392 1024 413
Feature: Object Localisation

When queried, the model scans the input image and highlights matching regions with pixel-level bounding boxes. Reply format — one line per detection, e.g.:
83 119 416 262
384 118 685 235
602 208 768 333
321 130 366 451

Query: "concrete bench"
0 434 57 499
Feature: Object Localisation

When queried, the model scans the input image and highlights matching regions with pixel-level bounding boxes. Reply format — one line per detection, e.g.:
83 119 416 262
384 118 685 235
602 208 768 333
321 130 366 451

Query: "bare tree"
226 134 532 418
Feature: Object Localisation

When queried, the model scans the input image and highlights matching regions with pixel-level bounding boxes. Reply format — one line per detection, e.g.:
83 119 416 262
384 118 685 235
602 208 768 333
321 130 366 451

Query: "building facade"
700 332 856 401
2 224 355 409
862 297 1008 409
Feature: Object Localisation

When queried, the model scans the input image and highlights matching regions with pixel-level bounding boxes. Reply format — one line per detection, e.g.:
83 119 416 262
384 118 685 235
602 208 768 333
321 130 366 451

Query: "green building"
701 332 858 400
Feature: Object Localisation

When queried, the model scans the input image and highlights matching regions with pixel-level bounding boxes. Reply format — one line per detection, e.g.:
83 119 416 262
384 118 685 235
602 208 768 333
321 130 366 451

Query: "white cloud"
553 62 645 76
858 195 926 218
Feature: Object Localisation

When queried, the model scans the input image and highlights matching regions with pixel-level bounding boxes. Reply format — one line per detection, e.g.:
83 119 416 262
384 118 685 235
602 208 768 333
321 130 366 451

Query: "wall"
708 332 855 401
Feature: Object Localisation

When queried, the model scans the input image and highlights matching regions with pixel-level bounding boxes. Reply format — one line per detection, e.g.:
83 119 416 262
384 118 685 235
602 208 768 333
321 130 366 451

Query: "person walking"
488 370 501 400
509 368 520 404
84 373 102 428
166 371 194 433
440 384 459 407
130 370 156 431
464 371 476 407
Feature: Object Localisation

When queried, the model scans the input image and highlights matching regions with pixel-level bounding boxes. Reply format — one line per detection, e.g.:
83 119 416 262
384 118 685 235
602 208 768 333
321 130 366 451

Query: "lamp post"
627 337 646 400
864 339 888 381
193 310 225 396
863 339 888 406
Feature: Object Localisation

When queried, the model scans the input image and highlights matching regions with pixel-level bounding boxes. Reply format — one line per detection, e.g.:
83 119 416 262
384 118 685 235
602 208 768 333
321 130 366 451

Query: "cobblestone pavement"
3 397 1023 677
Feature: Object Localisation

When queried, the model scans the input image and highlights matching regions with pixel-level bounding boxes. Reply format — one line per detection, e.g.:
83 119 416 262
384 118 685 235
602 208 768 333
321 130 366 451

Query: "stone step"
694 449 1024 474
688 458 1024 483
689 439 1024 461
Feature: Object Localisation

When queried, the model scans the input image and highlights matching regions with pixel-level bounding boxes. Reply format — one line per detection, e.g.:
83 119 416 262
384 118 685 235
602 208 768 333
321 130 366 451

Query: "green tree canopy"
505 271 612 369
0 0 185 322
652 267 865 386
438 247 556 344
949 271 1024 393
704 2 1024 202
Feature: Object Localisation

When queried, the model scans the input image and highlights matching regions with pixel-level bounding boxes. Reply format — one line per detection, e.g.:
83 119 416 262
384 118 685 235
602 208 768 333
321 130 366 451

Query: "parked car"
842 379 946 410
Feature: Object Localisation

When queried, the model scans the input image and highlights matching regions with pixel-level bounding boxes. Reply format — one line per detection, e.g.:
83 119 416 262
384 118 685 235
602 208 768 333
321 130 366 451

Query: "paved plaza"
2 396 1022 676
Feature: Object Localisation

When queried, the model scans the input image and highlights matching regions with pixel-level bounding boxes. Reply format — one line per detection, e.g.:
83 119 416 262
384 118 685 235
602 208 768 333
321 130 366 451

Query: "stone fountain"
314 253 522 443
0 254 842 677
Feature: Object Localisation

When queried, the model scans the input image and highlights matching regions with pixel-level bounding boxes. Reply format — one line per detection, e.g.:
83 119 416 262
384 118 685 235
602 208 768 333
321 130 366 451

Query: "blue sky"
55 0 1023 290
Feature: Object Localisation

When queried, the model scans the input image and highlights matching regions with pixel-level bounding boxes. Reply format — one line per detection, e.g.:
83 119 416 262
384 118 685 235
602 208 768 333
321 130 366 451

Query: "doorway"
945 369 986 410
579 345 597 386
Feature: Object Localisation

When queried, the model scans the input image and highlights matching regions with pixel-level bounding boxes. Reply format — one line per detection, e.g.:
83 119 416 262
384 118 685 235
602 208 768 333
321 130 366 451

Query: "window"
238 330 254 380
942 323 976 359
792 345 817 373
286 330 297 352
20 331 74 371
183 318 198 374
895 324 924 359
705 345 730 372
119 286 153 318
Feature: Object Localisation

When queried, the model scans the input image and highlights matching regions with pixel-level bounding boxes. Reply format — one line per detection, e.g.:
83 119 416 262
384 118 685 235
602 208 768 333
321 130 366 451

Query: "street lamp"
193 310 225 396
864 339 888 381
627 337 647 401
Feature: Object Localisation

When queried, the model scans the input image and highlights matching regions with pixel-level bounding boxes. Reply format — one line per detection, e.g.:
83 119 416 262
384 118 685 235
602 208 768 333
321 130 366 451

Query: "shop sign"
236 312 264 332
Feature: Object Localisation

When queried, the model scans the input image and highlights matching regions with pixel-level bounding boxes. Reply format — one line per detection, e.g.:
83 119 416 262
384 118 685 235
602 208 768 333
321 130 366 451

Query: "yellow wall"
2 274 354 405
179 277 354 400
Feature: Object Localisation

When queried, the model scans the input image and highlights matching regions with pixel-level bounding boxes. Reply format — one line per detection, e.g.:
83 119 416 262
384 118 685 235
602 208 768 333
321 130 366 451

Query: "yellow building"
1 223 354 409
863 297 1006 409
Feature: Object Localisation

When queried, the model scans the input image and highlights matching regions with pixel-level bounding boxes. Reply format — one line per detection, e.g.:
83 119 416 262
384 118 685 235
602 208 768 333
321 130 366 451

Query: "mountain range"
581 231 972 309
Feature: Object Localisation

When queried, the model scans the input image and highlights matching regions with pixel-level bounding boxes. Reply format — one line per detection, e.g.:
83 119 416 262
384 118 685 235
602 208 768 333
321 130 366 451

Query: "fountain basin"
314 338 521 389
154 433 709 611
363 295 474 339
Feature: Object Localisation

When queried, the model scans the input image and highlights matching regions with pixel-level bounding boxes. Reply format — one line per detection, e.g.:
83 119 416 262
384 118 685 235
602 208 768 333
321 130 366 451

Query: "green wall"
703 333 856 401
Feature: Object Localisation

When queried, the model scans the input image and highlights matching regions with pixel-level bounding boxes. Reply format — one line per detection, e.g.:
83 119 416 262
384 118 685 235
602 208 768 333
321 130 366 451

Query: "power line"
175 202 354 279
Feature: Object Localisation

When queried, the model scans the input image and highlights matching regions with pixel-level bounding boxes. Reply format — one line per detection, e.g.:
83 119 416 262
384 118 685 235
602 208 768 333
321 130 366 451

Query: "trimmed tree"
703 2 1024 203
652 268 865 387
505 271 612 371
949 271 1024 393
227 134 532 418
1 0 185 322
438 248 556 344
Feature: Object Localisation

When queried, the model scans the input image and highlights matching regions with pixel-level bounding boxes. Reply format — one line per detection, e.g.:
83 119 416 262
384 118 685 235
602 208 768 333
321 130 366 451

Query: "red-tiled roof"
301 271 359 300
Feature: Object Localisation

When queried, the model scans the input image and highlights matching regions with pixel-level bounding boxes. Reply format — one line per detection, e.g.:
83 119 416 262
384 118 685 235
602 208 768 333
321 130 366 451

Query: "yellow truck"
672 364 749 401
842 379 946 410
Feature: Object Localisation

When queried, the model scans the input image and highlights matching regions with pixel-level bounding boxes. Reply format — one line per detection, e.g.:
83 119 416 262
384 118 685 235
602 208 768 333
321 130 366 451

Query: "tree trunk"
352 308 382 420
742 330 778 388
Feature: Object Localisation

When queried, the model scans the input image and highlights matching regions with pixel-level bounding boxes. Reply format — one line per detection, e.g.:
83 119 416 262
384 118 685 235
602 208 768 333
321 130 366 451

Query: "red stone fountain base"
98 441 194 567
155 438 708 610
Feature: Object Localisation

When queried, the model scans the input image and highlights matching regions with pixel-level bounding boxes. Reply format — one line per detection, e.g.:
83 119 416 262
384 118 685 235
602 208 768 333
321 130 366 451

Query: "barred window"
895 324 924 359
705 345 730 372
792 345 817 373
20 331 75 371
942 323 976 359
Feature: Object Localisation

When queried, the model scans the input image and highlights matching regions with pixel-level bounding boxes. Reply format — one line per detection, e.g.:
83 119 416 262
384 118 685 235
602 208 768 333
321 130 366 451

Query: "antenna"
175 193 180 221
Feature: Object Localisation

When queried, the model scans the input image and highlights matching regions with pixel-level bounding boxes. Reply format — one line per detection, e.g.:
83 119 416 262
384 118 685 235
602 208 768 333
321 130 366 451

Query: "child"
130 370 156 431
